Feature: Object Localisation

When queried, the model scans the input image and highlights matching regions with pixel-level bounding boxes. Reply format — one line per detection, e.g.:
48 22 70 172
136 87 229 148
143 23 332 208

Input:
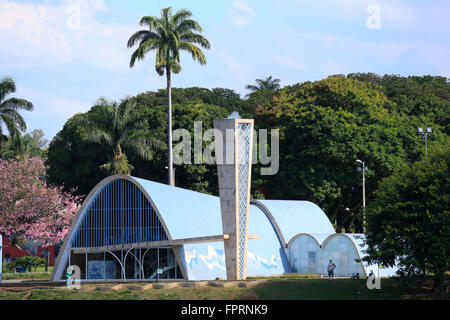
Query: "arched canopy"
287 233 367 276
132 177 223 239
252 200 335 247
52 175 190 281
70 178 168 248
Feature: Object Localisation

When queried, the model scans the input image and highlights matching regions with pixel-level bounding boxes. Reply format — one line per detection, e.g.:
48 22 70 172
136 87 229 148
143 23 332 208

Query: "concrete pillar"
214 118 254 280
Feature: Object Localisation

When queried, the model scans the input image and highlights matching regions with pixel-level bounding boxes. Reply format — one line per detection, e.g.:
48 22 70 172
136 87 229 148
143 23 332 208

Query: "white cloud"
0 0 135 70
17 86 90 118
275 56 306 72
289 0 416 30
418 43 450 77
227 0 255 27
216 49 250 81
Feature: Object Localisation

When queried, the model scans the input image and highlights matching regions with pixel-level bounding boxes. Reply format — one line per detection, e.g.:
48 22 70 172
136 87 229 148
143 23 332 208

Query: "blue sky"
1 0 449 140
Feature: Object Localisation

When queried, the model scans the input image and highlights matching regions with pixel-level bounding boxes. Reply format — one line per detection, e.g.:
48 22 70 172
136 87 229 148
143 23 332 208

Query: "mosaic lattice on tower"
213 118 254 280
237 122 251 280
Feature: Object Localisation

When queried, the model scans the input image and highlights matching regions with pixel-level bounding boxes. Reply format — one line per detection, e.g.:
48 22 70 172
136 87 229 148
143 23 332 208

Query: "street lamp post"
417 127 432 163
356 159 366 233
165 166 176 186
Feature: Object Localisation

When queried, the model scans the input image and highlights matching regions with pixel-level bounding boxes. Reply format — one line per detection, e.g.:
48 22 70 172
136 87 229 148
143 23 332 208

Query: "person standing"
327 259 336 280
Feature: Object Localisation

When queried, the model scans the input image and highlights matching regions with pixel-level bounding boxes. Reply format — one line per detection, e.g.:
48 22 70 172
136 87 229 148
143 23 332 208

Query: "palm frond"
247 76 281 92
0 109 27 131
0 97 33 111
245 85 259 91
169 31 180 50
122 134 163 160
179 42 206 65
0 77 16 103
0 114 21 138
171 8 192 25
176 19 203 33
88 128 113 146
129 7 210 79
127 30 159 48
129 39 161 67
139 16 160 29
180 32 210 49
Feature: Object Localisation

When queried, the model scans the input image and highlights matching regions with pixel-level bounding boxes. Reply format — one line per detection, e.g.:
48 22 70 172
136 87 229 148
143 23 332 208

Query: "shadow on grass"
0 278 439 300
242 278 434 300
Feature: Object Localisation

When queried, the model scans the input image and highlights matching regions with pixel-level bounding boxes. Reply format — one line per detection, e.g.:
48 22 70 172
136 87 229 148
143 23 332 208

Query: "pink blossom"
0 157 81 246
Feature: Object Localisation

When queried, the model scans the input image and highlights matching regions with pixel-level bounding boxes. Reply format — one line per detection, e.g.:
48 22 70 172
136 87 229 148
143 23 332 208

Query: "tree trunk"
166 67 174 186
433 271 447 299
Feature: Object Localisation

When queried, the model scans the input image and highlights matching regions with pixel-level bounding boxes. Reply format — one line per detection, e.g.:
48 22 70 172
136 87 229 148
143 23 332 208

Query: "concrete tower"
213 117 254 280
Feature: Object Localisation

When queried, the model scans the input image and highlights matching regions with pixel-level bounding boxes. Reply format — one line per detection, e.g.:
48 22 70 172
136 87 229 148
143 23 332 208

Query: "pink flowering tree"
0 157 81 247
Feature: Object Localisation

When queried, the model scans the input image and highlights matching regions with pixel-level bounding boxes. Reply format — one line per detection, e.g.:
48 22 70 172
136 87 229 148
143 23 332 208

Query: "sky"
1 0 449 141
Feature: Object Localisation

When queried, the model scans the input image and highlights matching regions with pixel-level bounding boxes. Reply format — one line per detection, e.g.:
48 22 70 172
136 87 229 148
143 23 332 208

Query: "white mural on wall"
247 251 278 270
185 248 198 265
184 243 281 280
199 245 226 271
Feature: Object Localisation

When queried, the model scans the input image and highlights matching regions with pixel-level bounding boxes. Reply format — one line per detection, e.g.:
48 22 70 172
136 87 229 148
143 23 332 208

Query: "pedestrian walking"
327 259 336 280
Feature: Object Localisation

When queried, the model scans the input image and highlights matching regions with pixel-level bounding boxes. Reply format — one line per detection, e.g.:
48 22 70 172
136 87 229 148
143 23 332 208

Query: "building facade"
51 117 395 282
51 175 395 282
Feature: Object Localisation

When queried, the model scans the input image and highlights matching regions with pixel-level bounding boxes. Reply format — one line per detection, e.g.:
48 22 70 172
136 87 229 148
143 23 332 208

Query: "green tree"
46 90 229 196
5 256 46 272
0 129 48 159
78 98 161 175
0 76 33 141
347 73 450 136
245 76 281 94
364 141 450 298
253 76 429 232
124 94 229 194
128 7 210 186
46 113 111 196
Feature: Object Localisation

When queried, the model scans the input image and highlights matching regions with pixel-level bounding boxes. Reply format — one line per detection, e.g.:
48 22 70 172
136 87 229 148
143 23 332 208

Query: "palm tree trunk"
166 67 175 186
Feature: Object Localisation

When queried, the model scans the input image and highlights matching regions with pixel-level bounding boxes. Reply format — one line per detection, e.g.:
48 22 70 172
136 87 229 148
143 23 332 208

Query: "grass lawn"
0 278 438 300
1 266 53 280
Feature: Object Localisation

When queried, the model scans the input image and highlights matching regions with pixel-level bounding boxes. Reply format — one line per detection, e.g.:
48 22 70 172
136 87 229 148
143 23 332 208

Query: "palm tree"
79 98 162 175
0 76 33 140
127 7 210 186
245 76 281 94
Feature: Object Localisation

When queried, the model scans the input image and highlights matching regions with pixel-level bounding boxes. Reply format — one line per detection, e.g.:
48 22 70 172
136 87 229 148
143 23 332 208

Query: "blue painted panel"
87 260 116 279
181 242 226 280
247 205 287 277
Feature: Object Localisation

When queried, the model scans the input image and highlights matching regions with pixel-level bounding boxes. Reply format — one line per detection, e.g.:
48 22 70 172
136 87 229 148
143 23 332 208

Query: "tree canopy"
246 76 281 92
77 98 162 175
46 88 230 196
253 75 449 231
364 141 449 297
46 74 450 233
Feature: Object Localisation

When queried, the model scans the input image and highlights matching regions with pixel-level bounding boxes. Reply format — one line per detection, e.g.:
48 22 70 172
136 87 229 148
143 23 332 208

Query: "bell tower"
214 117 253 280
